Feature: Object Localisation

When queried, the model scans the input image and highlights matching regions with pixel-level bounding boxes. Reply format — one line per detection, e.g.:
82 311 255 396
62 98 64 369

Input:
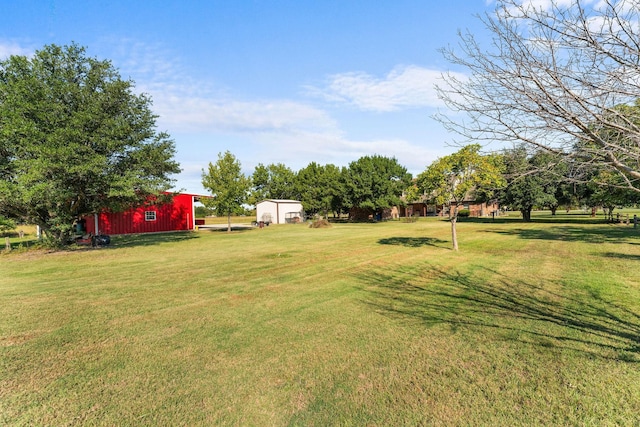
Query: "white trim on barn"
256 199 304 224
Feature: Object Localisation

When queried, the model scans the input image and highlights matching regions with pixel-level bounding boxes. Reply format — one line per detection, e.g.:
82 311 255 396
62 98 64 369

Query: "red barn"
83 193 203 236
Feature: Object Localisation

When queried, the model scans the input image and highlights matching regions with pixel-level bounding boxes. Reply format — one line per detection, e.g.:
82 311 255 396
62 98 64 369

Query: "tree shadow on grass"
463 215 612 225
601 252 640 261
106 231 201 249
483 225 640 244
357 264 640 362
378 237 448 248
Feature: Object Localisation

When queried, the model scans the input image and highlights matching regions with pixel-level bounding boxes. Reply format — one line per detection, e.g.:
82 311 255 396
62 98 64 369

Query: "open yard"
1 214 639 425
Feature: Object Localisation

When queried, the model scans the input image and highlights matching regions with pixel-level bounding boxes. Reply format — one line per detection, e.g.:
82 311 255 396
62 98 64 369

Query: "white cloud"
243 128 444 175
0 41 32 59
306 65 464 112
151 92 336 134
104 39 336 134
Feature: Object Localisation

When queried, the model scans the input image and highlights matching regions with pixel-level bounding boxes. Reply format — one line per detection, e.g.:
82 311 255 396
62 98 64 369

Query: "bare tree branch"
436 0 640 190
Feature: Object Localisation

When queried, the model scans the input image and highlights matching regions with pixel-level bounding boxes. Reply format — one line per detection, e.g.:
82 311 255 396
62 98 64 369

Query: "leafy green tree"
296 162 343 218
499 147 562 221
194 205 214 218
343 155 412 219
0 215 16 236
585 169 639 220
402 183 423 218
0 43 180 245
418 145 504 250
202 151 251 232
250 163 298 203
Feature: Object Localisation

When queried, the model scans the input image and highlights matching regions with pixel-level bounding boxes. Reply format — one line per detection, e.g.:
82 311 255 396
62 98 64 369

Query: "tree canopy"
250 163 298 203
437 0 640 191
202 151 251 232
296 162 344 218
499 147 562 222
343 155 412 218
418 144 504 250
0 43 180 244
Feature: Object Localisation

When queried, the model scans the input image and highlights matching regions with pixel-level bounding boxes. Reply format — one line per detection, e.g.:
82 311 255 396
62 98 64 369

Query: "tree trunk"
550 206 557 216
521 209 532 222
450 205 459 251
227 213 231 233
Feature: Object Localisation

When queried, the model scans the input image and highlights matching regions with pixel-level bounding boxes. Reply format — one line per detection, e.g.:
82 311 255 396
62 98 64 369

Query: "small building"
83 193 204 236
256 199 304 224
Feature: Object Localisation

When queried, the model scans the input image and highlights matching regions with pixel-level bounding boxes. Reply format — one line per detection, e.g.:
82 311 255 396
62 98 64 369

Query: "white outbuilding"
256 199 304 224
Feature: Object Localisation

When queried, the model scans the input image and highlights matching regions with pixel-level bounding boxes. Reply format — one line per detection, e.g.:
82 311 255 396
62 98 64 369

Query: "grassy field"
1 213 639 425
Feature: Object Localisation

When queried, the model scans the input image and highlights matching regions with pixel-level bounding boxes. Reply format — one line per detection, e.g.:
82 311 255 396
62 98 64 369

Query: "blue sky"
1 0 495 194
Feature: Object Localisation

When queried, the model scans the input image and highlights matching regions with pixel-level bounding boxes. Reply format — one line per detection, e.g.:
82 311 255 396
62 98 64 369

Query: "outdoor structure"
256 199 304 224
82 193 204 236
400 199 499 218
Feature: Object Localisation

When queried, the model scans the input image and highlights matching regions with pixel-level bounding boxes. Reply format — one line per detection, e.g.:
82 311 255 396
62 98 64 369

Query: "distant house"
82 193 204 236
400 195 499 218
256 200 304 224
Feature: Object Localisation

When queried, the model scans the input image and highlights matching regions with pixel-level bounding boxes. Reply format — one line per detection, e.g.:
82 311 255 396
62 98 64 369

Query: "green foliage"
202 151 251 231
0 43 180 244
250 163 298 204
194 205 213 218
296 162 344 217
343 155 412 216
0 215 16 235
402 183 422 205
585 169 640 219
418 144 504 212
417 144 504 250
499 147 563 221
457 209 470 217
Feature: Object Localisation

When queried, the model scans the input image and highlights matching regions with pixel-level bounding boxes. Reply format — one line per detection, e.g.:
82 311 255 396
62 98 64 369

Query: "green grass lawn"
1 214 639 425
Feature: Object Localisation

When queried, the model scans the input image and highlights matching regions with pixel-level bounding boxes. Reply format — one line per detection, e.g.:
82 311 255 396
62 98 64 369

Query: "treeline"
201 144 640 224
200 152 412 221
499 145 640 221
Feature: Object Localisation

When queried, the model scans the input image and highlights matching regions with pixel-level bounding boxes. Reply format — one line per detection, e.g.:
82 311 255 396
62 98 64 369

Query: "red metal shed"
83 193 203 236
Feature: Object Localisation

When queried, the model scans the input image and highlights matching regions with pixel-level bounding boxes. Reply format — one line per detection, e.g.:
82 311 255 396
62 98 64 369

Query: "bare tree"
437 0 640 191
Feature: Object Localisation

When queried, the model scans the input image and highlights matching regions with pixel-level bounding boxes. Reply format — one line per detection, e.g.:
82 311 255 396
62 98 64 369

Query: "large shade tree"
343 155 412 219
250 162 298 203
499 147 562 222
0 43 181 245
296 162 344 218
437 0 640 191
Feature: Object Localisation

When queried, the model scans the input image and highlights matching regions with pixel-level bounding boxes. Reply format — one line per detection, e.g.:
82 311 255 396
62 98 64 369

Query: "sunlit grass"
1 215 639 425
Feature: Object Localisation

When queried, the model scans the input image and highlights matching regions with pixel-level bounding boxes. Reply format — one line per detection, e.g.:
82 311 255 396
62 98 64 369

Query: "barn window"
145 211 157 221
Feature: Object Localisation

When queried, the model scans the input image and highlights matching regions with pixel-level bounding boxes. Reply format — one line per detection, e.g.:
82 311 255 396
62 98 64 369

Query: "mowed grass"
1 215 639 425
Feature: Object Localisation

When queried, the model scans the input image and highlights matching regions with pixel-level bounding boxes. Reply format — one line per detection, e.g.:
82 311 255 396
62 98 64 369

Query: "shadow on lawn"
602 252 640 261
359 265 640 362
462 215 611 225
378 236 448 248
483 225 640 244
107 231 200 249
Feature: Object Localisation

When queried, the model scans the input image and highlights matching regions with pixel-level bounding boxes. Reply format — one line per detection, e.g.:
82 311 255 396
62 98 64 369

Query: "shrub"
458 209 470 217
309 219 331 229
